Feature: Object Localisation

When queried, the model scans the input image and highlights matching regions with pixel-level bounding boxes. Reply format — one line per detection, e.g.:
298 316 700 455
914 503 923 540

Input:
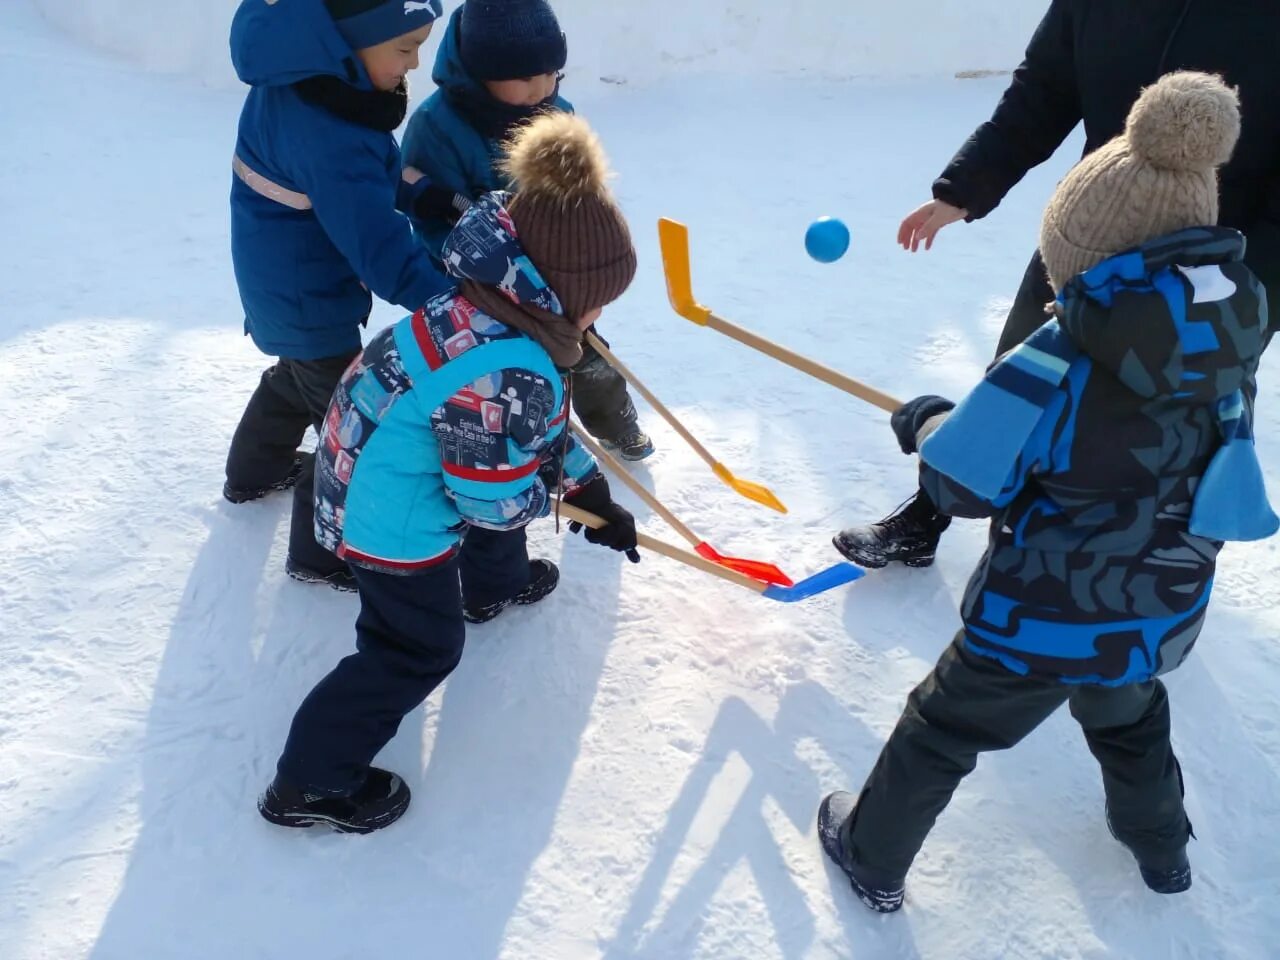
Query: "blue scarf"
919 317 1277 543
1192 391 1279 540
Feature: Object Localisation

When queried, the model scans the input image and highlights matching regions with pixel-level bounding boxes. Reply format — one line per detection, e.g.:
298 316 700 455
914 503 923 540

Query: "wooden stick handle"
704 313 902 413
583 332 720 470
554 500 765 594
568 422 702 547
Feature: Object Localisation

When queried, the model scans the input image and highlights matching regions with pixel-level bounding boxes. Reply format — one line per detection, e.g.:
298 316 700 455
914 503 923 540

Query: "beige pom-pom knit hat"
1039 71 1241 292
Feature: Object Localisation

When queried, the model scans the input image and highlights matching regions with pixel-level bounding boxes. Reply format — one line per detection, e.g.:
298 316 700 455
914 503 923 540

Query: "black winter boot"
1136 852 1192 894
464 559 559 624
601 427 655 462
223 455 304 504
1105 805 1193 893
833 493 951 569
285 555 358 593
258 767 410 834
1106 806 1192 893
818 791 906 913
1104 757 1193 894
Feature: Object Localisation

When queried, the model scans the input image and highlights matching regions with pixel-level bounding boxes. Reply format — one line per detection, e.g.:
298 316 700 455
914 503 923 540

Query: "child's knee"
1070 680 1167 730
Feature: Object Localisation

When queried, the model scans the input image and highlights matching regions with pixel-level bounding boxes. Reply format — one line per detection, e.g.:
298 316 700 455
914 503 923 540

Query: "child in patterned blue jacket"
820 73 1276 912
399 0 655 462
259 112 642 835
223 0 455 588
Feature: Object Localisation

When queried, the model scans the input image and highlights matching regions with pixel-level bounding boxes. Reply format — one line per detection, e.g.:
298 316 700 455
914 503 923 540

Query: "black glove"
564 474 640 563
413 183 473 225
890 395 955 454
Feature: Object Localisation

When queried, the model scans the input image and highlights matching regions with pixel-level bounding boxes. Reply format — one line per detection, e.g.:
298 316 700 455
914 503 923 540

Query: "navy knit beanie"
325 0 442 51
460 0 567 82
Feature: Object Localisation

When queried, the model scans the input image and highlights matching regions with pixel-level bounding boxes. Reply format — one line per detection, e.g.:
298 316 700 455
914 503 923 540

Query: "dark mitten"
564 474 640 563
413 183 473 224
890 395 955 454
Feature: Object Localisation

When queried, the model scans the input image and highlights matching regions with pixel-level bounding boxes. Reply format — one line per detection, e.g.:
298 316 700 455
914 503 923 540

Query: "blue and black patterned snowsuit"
841 228 1272 884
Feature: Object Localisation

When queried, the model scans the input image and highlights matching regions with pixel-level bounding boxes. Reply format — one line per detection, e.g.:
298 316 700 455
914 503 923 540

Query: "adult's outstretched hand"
898 199 968 252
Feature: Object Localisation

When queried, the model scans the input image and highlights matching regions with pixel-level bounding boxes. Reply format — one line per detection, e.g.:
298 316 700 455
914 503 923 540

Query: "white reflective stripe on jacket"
233 154 312 211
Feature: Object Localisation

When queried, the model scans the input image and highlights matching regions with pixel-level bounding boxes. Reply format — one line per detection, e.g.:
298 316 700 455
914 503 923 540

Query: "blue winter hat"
325 0 442 51
460 0 567 82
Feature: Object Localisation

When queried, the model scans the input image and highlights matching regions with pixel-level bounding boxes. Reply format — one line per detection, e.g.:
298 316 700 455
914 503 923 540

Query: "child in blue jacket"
820 73 1276 911
259 112 642 834
399 0 654 461
223 0 456 590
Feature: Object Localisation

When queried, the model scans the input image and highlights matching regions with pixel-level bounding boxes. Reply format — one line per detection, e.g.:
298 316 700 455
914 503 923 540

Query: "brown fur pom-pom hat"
1040 71 1241 292
500 113 638 321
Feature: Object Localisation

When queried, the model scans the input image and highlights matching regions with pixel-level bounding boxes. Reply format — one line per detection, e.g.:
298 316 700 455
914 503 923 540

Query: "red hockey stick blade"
694 541 794 587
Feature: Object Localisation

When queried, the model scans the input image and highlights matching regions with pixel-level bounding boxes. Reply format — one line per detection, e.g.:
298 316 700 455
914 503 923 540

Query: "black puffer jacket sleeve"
1244 174 1280 332
933 0 1081 220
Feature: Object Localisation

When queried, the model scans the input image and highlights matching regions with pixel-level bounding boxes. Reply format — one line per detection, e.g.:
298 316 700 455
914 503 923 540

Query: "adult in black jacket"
834 0 1280 569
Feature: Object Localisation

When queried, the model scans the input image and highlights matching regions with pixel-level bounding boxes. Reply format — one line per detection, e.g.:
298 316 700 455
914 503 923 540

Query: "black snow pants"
570 329 639 443
225 351 358 575
275 525 530 794
840 636 1192 883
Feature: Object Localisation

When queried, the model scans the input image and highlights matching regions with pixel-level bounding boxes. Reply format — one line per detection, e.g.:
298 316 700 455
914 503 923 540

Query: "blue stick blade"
762 562 865 602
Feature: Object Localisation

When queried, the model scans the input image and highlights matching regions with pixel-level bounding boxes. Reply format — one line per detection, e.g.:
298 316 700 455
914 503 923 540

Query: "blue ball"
805 217 850 263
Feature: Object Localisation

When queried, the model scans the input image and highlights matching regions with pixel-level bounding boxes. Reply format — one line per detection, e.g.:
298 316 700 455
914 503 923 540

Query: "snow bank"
33 0 242 86
32 0 1043 87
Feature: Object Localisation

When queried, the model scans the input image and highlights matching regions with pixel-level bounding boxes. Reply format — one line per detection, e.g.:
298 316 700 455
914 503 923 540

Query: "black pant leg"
993 249 1056 358
458 524 532 609
842 636 1071 880
570 332 637 442
1070 681 1190 868
276 562 466 793
281 352 359 573
225 363 312 490
283 352 360 424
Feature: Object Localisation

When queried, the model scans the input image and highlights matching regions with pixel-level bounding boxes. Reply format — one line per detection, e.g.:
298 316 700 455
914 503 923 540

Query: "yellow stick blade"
658 218 712 324
712 463 788 514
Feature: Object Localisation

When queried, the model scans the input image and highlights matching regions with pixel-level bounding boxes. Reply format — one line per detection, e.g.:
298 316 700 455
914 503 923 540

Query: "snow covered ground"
3 3 1279 959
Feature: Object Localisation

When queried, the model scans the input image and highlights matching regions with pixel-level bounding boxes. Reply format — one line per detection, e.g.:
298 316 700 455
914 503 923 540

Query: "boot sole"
257 797 406 835
600 439 656 462
462 588 553 624
615 445 655 462
465 563 559 624
285 569 358 593
223 465 303 504
223 478 299 505
831 537 936 570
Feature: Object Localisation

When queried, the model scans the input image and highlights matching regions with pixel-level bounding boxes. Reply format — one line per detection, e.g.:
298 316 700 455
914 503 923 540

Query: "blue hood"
440 193 564 314
1057 227 1268 404
431 6 484 100
230 0 369 88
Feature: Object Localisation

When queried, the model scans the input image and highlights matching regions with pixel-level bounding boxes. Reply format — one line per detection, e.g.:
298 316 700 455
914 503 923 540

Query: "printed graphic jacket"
314 193 597 572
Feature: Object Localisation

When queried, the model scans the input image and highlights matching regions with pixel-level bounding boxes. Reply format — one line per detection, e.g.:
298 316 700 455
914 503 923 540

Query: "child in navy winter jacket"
223 0 454 589
399 0 654 461
258 112 643 834
820 73 1276 911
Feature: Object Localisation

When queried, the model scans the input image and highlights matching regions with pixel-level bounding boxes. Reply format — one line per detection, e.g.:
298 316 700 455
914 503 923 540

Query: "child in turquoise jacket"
260 113 643 835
